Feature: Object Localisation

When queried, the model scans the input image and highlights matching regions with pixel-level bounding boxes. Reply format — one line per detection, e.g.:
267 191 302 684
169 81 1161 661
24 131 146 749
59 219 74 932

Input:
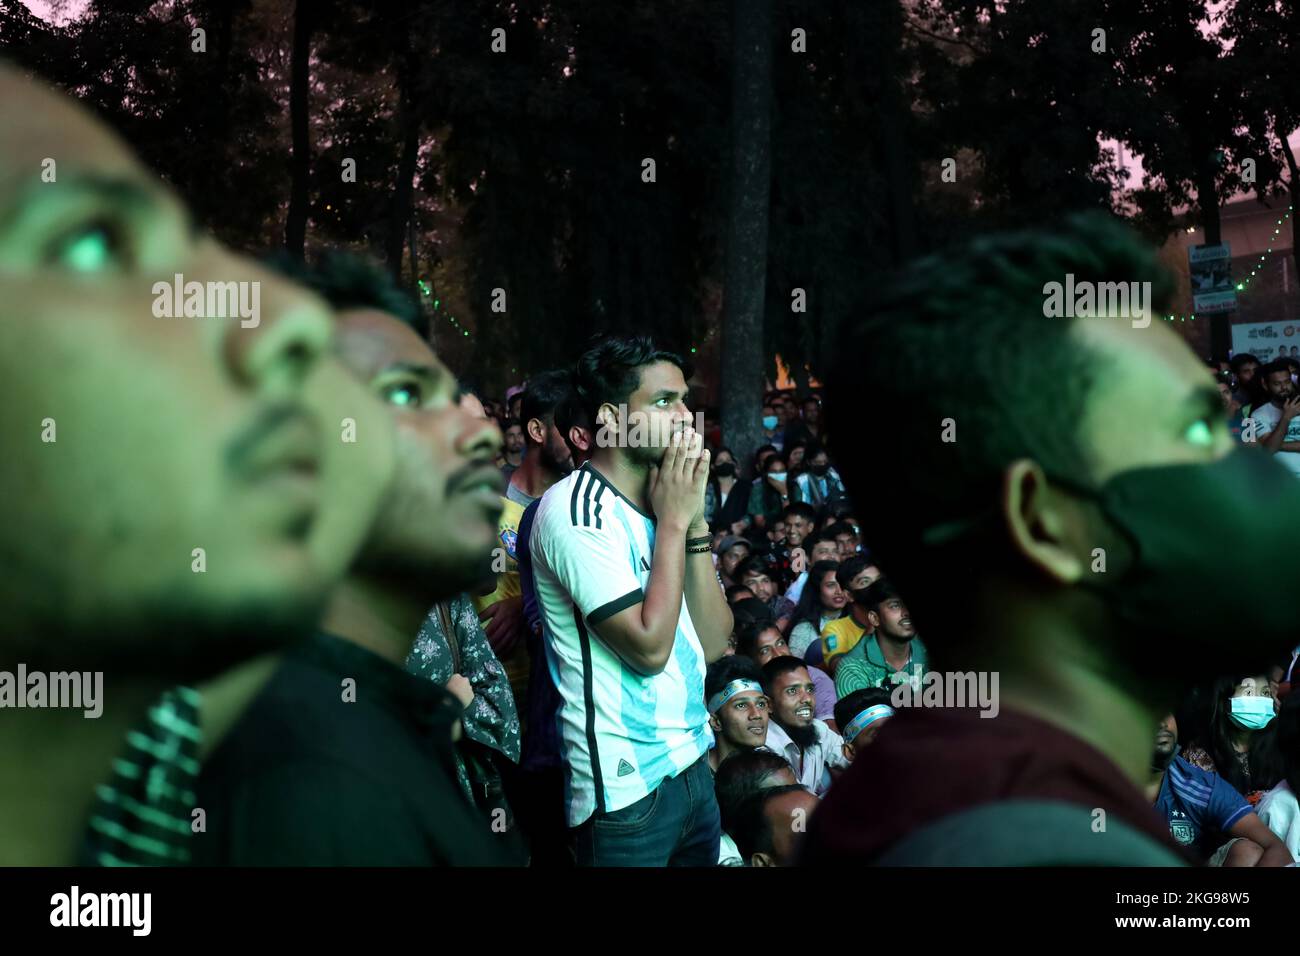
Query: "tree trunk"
387 65 420 280
873 0 918 264
284 0 312 260
1281 131 1300 291
720 0 773 466
1196 153 1230 359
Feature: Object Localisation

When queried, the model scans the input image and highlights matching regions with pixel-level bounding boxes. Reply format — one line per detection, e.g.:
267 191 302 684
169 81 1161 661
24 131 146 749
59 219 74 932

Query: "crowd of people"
6 61 1300 870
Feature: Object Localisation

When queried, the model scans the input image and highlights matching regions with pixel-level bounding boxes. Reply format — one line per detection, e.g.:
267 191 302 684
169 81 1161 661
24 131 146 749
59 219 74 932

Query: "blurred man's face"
787 446 805 468
743 569 776 603
1153 713 1177 762
755 788 820 867
809 540 840 564
836 532 857 557
709 689 770 749
721 545 751 577
504 423 525 454
1076 320 1240 482
1264 369 1296 405
804 400 820 424
868 596 916 641
769 667 816 731
0 67 382 675
847 565 881 592
1216 381 1233 411
752 627 790 665
787 513 814 546
532 416 575 475
770 521 788 543
602 361 692 468
335 309 503 594
1238 361 1259 384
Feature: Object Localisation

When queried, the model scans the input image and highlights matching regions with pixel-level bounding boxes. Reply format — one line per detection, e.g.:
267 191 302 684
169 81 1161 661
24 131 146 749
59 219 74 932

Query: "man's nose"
222 261 332 393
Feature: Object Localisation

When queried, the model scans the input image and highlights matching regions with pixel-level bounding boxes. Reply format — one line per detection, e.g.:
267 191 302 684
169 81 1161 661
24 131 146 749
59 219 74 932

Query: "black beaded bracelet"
686 545 712 554
685 535 712 547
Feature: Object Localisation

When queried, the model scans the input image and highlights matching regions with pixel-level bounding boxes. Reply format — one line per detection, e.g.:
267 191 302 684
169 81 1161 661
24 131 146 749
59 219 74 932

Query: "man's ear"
526 416 546 445
866 608 881 631
595 402 618 432
842 742 855 762
708 713 721 734
999 459 1085 585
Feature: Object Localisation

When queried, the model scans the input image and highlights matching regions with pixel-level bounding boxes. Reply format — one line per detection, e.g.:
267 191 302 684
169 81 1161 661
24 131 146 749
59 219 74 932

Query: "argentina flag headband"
707 679 765 714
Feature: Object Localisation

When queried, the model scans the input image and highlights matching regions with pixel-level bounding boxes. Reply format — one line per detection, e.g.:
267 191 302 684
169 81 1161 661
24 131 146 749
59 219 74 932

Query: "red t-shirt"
803 706 1179 864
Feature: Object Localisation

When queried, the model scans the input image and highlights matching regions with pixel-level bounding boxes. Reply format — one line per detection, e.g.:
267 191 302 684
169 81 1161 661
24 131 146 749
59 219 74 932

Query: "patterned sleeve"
1181 745 1218 773
451 594 522 763
835 657 870 698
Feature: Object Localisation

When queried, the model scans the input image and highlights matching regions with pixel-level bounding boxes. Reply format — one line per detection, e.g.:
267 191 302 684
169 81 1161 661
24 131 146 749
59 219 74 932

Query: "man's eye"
1184 418 1215 447
53 221 124 273
382 382 424 407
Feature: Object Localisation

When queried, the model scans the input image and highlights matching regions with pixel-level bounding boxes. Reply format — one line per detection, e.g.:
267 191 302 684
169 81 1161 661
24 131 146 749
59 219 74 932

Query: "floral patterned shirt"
406 593 521 801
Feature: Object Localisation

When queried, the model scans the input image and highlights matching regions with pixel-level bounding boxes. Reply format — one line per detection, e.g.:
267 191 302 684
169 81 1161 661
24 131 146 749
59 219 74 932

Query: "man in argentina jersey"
531 337 733 865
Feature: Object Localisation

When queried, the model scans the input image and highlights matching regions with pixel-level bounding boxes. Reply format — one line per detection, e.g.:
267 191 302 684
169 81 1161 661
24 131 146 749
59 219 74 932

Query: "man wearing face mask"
793 444 848 511
806 213 1300 866
1245 360 1300 476
760 403 785 452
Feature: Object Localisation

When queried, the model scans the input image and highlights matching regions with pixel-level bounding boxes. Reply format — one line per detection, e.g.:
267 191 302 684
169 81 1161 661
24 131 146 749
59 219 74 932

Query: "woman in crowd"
786 561 846 658
704 446 753 535
747 453 792 535
1182 673 1281 804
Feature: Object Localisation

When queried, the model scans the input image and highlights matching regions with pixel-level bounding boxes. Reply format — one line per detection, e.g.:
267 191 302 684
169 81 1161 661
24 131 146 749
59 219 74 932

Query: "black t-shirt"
193 632 520 866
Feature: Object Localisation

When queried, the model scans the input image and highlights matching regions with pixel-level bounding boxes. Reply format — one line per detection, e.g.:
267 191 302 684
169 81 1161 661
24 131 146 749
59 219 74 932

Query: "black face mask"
714 462 737 478
923 449 1300 666
810 463 829 477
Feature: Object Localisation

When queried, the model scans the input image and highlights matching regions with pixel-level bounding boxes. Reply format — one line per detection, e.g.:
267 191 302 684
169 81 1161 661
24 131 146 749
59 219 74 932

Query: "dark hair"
803 441 828 462
725 583 755 603
789 560 842 634
503 418 523 432
1262 358 1293 380
734 616 779 658
552 386 591 459
826 520 855 540
835 554 872 590
265 248 427 339
834 687 894 733
825 213 1175 596
520 369 575 441
730 784 809 863
705 655 766 702
714 750 795 832
761 655 810 694
858 577 901 612
1229 353 1260 373
782 502 818 525
735 556 773 585
572 336 688 434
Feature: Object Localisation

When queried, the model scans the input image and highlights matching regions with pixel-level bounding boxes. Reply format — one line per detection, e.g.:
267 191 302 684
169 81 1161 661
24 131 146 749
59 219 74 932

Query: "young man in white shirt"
530 337 732 866
1246 360 1300 475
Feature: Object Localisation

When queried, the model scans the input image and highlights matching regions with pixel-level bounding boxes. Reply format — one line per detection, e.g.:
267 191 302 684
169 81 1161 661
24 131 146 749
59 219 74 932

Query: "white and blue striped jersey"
530 461 712 826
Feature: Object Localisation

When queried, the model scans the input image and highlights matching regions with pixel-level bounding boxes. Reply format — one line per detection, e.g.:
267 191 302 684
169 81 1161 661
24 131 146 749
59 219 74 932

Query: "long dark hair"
788 560 841 634
1196 674 1281 795
1272 693 1300 798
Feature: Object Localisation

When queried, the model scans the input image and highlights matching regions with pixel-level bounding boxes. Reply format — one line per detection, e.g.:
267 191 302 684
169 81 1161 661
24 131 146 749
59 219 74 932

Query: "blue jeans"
572 755 721 866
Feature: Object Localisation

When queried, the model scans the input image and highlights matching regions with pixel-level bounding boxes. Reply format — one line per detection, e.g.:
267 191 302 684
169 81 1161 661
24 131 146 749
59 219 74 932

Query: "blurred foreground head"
828 212 1299 686
0 63 391 677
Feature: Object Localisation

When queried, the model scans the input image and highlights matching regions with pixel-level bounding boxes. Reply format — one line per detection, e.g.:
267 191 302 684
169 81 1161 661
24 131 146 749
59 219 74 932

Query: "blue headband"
708 679 765 714
842 704 893 742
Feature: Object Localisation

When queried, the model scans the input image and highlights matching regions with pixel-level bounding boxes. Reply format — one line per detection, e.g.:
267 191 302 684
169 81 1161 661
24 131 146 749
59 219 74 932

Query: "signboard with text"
1189 243 1236 314
1230 320 1300 362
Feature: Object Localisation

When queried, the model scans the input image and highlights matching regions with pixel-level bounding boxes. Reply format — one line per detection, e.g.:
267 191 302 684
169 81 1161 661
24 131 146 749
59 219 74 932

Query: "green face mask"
926 449 1300 672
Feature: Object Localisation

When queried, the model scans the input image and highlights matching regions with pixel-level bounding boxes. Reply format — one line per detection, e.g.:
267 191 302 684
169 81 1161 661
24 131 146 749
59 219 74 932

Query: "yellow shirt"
820 616 868 667
473 496 528 697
